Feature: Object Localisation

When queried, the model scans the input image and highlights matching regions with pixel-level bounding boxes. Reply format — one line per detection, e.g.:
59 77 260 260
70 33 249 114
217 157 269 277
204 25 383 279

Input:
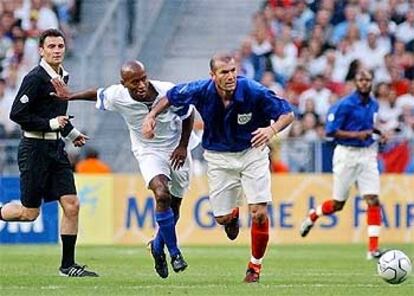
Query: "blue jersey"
167 76 292 152
325 91 379 147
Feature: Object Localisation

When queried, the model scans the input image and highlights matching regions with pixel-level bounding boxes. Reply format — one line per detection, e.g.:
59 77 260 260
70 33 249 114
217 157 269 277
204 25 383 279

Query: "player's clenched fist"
142 114 156 139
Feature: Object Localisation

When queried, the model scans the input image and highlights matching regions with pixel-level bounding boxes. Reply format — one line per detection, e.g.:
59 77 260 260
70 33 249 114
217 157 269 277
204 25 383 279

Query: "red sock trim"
309 211 318 222
251 218 269 260
367 204 381 225
321 200 335 215
369 237 379 252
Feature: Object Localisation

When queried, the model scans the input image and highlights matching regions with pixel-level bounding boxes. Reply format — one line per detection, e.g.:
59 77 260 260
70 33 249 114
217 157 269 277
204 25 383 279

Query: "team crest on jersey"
237 113 252 125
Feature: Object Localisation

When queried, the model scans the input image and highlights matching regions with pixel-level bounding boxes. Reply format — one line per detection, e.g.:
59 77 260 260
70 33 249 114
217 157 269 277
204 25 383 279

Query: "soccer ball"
377 250 412 284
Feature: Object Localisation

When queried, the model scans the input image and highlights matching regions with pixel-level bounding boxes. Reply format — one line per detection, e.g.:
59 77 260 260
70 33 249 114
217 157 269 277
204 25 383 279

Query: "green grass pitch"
1 244 413 296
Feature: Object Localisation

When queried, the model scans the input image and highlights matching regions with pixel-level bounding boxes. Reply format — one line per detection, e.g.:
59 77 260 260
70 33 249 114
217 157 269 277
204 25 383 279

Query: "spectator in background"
298 74 332 119
376 19 394 53
260 70 284 97
307 38 327 77
389 65 410 96
396 80 414 111
331 5 366 45
395 10 414 44
378 87 401 133
234 38 256 80
305 8 333 42
375 53 394 84
75 147 111 174
354 24 389 72
331 39 355 83
0 77 19 138
269 39 297 84
393 40 414 76
286 64 311 95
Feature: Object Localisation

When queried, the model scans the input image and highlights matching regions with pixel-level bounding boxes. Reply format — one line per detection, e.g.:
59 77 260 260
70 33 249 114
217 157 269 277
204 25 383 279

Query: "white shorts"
136 150 191 198
332 144 380 201
204 147 272 217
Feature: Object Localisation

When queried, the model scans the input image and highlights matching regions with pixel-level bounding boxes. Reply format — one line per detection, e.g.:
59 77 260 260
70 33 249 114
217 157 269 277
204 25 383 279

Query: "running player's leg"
300 146 355 237
241 148 272 283
0 138 42 222
204 151 242 240
358 148 381 259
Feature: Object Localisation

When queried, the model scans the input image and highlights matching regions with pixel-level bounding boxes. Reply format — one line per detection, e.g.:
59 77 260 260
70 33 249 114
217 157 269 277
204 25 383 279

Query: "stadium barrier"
1 175 413 245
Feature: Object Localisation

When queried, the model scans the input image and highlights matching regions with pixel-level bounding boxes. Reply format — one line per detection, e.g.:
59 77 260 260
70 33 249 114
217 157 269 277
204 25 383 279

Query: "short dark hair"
39 29 65 47
209 52 234 71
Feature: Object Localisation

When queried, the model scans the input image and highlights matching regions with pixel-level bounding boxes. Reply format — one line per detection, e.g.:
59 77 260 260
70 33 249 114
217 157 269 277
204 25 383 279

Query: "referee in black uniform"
0 29 98 277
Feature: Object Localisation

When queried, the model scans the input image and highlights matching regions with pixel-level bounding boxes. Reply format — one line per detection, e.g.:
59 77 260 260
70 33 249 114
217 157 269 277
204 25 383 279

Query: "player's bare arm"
251 111 294 148
51 78 98 101
142 96 171 139
170 110 195 170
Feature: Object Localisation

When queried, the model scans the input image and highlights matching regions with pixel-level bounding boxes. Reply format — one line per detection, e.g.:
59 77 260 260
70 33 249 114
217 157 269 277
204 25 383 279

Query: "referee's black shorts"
17 138 77 208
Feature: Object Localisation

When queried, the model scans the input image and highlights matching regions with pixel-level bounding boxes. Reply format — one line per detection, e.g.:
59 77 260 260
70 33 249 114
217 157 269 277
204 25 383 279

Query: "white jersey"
96 80 185 157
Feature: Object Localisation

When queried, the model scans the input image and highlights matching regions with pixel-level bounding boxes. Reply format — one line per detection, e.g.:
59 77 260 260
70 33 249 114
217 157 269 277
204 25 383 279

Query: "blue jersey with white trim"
167 76 292 152
325 91 379 147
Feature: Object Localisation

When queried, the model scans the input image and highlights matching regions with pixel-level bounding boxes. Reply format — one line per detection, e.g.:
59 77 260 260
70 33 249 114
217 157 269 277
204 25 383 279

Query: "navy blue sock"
153 208 180 254
155 208 180 257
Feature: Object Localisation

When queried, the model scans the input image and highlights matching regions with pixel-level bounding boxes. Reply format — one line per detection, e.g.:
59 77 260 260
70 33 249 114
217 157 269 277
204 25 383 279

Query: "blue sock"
155 208 180 257
153 210 179 254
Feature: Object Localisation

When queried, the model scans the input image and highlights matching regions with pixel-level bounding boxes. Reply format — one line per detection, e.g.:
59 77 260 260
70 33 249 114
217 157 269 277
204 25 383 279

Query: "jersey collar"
40 58 69 79
351 91 374 105
207 77 244 103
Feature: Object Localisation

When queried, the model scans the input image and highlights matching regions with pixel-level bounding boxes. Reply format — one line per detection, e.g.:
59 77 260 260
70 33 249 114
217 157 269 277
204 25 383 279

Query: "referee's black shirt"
9 64 75 136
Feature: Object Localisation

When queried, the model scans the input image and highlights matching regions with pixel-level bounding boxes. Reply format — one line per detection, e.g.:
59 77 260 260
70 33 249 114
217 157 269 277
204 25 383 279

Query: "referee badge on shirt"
237 112 252 125
20 94 29 104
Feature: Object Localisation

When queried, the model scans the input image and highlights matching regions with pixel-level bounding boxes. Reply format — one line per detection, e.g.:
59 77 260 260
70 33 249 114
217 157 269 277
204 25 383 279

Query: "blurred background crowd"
231 0 414 174
0 0 413 174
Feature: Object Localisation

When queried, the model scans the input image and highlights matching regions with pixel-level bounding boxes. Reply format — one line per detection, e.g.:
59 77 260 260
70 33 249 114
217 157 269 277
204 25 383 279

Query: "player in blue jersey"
299 69 387 260
142 53 294 283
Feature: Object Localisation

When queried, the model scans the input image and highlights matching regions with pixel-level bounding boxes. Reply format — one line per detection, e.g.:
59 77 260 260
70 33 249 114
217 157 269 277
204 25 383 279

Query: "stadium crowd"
231 0 414 173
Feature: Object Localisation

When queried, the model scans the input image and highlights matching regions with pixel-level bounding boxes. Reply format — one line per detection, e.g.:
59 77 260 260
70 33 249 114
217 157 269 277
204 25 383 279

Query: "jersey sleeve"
9 75 51 131
166 81 203 119
96 85 121 111
258 85 293 121
325 102 347 136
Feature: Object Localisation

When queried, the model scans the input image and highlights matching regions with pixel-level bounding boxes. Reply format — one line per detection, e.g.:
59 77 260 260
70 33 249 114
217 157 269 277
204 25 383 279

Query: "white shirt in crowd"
298 87 332 118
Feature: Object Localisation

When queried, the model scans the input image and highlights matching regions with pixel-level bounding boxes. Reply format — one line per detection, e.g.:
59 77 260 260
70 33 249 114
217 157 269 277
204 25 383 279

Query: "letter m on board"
125 196 155 228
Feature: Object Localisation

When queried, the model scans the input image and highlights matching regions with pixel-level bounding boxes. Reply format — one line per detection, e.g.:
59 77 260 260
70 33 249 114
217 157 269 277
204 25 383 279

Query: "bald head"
120 60 145 79
120 60 150 100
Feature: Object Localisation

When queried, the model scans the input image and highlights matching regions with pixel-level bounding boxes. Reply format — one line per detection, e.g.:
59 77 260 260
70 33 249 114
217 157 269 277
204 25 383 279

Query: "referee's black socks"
61 234 77 268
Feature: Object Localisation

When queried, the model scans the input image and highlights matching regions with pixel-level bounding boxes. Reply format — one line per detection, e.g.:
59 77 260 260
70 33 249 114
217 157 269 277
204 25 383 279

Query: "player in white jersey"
51 60 196 278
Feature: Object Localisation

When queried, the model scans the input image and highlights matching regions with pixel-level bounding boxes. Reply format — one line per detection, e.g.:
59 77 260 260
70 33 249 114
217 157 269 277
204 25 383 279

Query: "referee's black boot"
59 263 99 277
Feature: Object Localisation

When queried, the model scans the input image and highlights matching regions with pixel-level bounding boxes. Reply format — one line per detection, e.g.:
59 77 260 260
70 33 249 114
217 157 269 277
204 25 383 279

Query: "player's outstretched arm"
50 78 98 101
170 110 194 170
142 96 171 139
